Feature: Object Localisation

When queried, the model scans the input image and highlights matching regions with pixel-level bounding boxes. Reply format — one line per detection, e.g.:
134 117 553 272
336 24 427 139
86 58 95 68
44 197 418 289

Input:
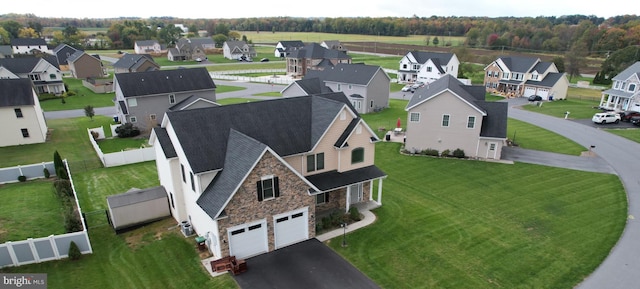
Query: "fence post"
27 238 40 263
49 235 61 260
6 241 18 267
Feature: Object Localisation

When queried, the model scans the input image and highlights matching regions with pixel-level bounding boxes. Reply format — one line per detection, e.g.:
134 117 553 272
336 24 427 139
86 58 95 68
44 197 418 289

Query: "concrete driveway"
233 239 380 289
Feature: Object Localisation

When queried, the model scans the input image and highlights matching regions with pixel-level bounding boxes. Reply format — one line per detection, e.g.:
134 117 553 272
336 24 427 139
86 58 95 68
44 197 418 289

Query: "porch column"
345 186 351 213
599 92 606 108
377 178 383 205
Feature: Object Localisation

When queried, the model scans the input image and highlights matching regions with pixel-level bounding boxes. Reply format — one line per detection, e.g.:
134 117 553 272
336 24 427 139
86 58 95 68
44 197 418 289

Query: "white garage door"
537 88 549 98
228 220 268 259
274 208 309 249
524 87 536 97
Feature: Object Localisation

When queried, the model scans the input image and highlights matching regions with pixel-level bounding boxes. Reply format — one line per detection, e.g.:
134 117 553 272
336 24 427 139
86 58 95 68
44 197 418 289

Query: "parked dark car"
528 95 542 101
631 116 640 126
619 111 640 122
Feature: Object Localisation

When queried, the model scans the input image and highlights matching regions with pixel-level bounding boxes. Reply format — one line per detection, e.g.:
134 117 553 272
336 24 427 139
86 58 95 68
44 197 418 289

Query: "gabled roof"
288 43 351 60
115 67 216 98
407 51 454 66
406 74 486 114
286 77 332 95
113 54 158 70
530 61 553 73
107 186 167 208
305 63 385 85
168 95 219 111
498 56 540 73
0 78 34 107
164 93 352 174
525 72 566 88
152 127 177 158
477 101 508 138
225 40 249 50
187 37 215 46
135 40 159 46
66 50 98 64
278 40 305 48
52 44 80 65
0 56 60 73
613 61 640 81
11 38 47 46
306 165 386 192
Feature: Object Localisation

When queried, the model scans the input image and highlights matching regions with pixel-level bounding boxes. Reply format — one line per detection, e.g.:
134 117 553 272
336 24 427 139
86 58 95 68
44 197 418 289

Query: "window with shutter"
257 176 279 201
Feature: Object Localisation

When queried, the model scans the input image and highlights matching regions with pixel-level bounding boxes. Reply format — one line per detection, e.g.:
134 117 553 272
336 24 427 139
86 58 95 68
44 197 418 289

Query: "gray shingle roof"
524 72 565 88
530 61 553 73
107 186 167 208
0 78 34 107
408 51 454 66
196 129 268 219
113 54 158 69
135 40 159 46
166 93 350 174
613 61 640 81
66 50 87 63
499 56 540 73
153 127 177 158
278 40 305 49
11 38 47 46
477 101 508 138
52 44 81 65
305 165 386 192
305 63 383 85
290 77 332 95
0 56 59 73
115 67 216 98
288 43 351 60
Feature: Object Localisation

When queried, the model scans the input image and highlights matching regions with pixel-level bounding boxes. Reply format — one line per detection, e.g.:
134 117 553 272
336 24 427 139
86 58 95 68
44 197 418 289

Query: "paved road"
504 98 640 289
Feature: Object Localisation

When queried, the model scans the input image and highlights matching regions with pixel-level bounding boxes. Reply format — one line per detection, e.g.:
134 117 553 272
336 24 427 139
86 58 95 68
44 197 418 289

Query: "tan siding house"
0 79 48 147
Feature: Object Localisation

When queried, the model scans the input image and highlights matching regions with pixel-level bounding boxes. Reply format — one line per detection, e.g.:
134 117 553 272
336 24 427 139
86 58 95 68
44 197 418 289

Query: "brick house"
150 92 386 259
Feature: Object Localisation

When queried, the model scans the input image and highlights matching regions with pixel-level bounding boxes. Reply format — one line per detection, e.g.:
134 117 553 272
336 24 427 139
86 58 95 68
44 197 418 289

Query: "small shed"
106 186 171 232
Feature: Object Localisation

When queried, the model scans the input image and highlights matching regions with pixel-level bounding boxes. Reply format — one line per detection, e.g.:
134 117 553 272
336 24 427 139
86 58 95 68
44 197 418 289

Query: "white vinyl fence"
88 127 155 167
0 162 56 184
209 69 294 85
0 160 92 268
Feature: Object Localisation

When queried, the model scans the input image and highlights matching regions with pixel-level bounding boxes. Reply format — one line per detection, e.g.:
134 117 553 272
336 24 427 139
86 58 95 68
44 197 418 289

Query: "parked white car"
592 112 621 124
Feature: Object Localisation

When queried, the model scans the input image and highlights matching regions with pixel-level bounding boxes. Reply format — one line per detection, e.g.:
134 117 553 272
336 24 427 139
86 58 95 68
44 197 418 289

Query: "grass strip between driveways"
328 142 626 289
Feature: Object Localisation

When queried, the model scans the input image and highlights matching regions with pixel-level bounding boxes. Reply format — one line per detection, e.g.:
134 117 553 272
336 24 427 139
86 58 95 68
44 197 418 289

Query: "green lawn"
216 85 247 93
507 118 586 155
0 179 65 242
351 53 402 71
40 78 116 111
522 98 602 120
604 128 640 142
328 142 626 289
216 98 262 105
97 137 149 154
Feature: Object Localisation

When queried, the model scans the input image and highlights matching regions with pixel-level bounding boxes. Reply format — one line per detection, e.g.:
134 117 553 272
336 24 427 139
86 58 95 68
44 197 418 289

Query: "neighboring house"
52 44 81 71
11 38 53 55
286 43 352 78
280 77 332 97
282 63 390 114
0 46 13 58
321 40 348 53
67 51 106 79
274 40 305 58
168 37 214 61
113 67 217 132
0 56 66 95
149 92 386 260
112 54 160 74
0 78 48 147
398 51 459 84
405 75 508 160
134 40 162 54
484 56 569 100
599 61 640 112
222 41 257 60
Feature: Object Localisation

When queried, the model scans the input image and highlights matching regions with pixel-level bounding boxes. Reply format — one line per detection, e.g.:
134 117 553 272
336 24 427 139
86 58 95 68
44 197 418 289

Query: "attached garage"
228 220 268 259
524 87 536 97
524 86 549 99
274 207 309 249
106 186 171 232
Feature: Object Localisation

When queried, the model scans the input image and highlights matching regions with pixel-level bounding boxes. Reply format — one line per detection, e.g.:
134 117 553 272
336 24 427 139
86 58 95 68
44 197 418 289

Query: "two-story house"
405 75 508 160
112 54 160 74
0 46 14 58
67 51 106 79
134 40 163 54
222 41 257 60
398 51 459 84
11 38 52 55
0 56 65 95
0 78 48 147
282 63 390 114
113 67 217 132
149 92 386 260
321 40 348 54
274 40 305 58
484 56 569 100
599 61 640 112
52 44 81 71
286 43 352 78
168 37 214 61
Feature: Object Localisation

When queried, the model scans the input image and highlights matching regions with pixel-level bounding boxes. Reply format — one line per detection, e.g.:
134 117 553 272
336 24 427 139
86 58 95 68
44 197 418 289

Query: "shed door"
274 208 308 249
228 220 268 259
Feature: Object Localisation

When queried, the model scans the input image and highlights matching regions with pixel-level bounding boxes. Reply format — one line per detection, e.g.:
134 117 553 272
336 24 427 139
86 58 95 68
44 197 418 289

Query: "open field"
240 31 466 46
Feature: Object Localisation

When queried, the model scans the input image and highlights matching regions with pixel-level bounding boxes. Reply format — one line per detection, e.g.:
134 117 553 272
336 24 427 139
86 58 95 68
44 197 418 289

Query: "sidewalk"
316 201 380 242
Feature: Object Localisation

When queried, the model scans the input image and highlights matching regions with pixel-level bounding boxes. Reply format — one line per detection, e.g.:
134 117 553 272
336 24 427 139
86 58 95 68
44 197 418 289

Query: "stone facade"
216 151 316 257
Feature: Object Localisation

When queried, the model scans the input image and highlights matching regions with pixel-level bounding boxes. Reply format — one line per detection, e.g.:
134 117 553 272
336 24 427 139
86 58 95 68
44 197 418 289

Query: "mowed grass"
604 128 640 142
240 31 465 46
328 142 627 289
1 162 237 289
0 179 65 242
522 98 602 120
40 78 116 111
507 118 586 155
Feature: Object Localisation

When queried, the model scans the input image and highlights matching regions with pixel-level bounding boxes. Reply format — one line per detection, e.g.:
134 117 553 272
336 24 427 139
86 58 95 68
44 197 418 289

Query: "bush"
38 93 59 101
64 205 83 233
349 207 361 221
422 148 439 156
452 148 466 158
441 149 451 157
90 130 99 140
68 241 81 260
54 179 73 199
115 123 141 138
43 168 50 178
17 175 26 182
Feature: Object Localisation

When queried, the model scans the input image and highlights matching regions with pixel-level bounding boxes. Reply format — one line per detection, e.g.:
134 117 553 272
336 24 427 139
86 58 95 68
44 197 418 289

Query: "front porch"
599 91 630 111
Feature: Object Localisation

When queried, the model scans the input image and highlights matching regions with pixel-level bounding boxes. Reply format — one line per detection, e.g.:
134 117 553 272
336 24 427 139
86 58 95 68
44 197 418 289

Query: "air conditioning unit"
181 221 193 236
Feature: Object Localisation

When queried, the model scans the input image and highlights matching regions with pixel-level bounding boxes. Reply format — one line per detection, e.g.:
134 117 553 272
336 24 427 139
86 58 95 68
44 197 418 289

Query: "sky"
4 0 636 20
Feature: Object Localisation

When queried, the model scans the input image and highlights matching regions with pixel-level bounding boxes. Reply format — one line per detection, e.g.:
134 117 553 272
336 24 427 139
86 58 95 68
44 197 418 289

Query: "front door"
349 183 363 205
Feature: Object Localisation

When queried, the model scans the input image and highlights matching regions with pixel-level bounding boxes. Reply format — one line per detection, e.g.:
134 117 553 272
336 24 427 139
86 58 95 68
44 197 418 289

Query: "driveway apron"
505 99 640 289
